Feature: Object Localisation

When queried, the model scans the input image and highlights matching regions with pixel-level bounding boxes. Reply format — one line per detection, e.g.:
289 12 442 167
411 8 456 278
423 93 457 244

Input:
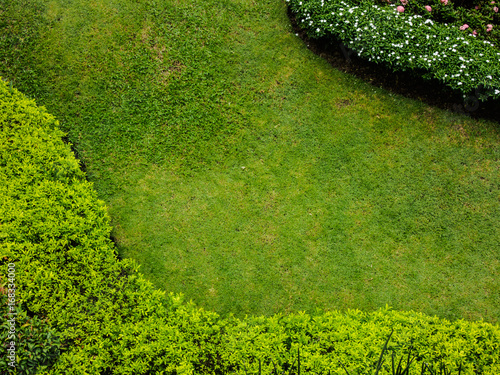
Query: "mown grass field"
1 0 499 322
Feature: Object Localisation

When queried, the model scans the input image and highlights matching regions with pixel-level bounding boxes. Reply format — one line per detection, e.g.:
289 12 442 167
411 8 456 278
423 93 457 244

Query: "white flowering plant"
287 0 500 99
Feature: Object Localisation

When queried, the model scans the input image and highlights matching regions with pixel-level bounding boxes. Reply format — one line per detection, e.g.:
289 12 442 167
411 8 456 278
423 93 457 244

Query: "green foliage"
0 277 62 374
381 0 458 26
373 0 500 42
1 76 500 374
0 77 211 374
287 0 500 99
1 4 500 374
2 0 500 323
217 309 500 374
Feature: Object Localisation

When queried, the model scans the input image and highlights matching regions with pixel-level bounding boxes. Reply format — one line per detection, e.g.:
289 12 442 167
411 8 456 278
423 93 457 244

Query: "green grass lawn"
2 0 499 322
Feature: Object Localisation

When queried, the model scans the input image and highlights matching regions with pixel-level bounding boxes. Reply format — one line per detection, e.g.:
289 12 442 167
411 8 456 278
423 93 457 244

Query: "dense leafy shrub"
0 77 217 374
0 276 62 374
216 308 500 374
1 78 500 374
373 0 499 42
287 0 500 100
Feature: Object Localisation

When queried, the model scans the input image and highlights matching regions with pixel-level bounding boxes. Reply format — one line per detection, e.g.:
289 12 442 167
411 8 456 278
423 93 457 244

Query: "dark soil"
288 8 500 124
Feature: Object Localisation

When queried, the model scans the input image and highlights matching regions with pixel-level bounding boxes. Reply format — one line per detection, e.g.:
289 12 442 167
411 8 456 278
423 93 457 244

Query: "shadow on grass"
287 7 500 125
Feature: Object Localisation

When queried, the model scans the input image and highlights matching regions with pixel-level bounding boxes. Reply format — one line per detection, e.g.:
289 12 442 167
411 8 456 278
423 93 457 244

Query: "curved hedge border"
287 0 500 100
1 78 500 374
0 77 218 374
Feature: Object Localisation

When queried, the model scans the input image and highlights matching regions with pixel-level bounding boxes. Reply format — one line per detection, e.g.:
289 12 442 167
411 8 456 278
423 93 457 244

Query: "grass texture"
1 0 499 322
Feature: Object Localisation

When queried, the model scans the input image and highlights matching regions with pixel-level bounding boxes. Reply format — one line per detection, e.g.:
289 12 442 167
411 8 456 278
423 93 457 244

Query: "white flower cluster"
288 0 500 98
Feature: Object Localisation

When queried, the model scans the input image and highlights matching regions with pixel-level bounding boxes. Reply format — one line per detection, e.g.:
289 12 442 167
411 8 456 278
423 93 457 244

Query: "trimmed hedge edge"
1 79 500 374
286 0 500 100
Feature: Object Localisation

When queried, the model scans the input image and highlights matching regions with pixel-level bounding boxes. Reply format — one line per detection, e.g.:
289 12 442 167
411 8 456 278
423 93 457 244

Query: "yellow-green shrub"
1 78 499 374
0 78 217 374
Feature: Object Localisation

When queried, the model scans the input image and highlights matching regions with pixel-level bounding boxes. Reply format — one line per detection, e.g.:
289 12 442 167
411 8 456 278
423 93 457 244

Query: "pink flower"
397 5 405 12
491 1 495 4
460 24 469 30
475 5 479 9
441 0 448 4
400 0 408 5
473 30 478 35
486 24 493 32
494 6 499 12
425 5 432 11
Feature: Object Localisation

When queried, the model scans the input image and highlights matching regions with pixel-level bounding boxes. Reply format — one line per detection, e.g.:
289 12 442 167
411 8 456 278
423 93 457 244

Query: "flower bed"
287 0 500 100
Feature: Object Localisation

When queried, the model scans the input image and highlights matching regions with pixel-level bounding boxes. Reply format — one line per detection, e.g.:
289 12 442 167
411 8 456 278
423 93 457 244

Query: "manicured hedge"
0 77 217 374
286 0 500 100
1 78 500 374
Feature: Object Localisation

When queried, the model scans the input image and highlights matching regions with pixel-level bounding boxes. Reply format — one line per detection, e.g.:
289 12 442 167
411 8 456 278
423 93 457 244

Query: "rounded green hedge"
1 79 500 374
287 0 500 100
0 77 211 374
